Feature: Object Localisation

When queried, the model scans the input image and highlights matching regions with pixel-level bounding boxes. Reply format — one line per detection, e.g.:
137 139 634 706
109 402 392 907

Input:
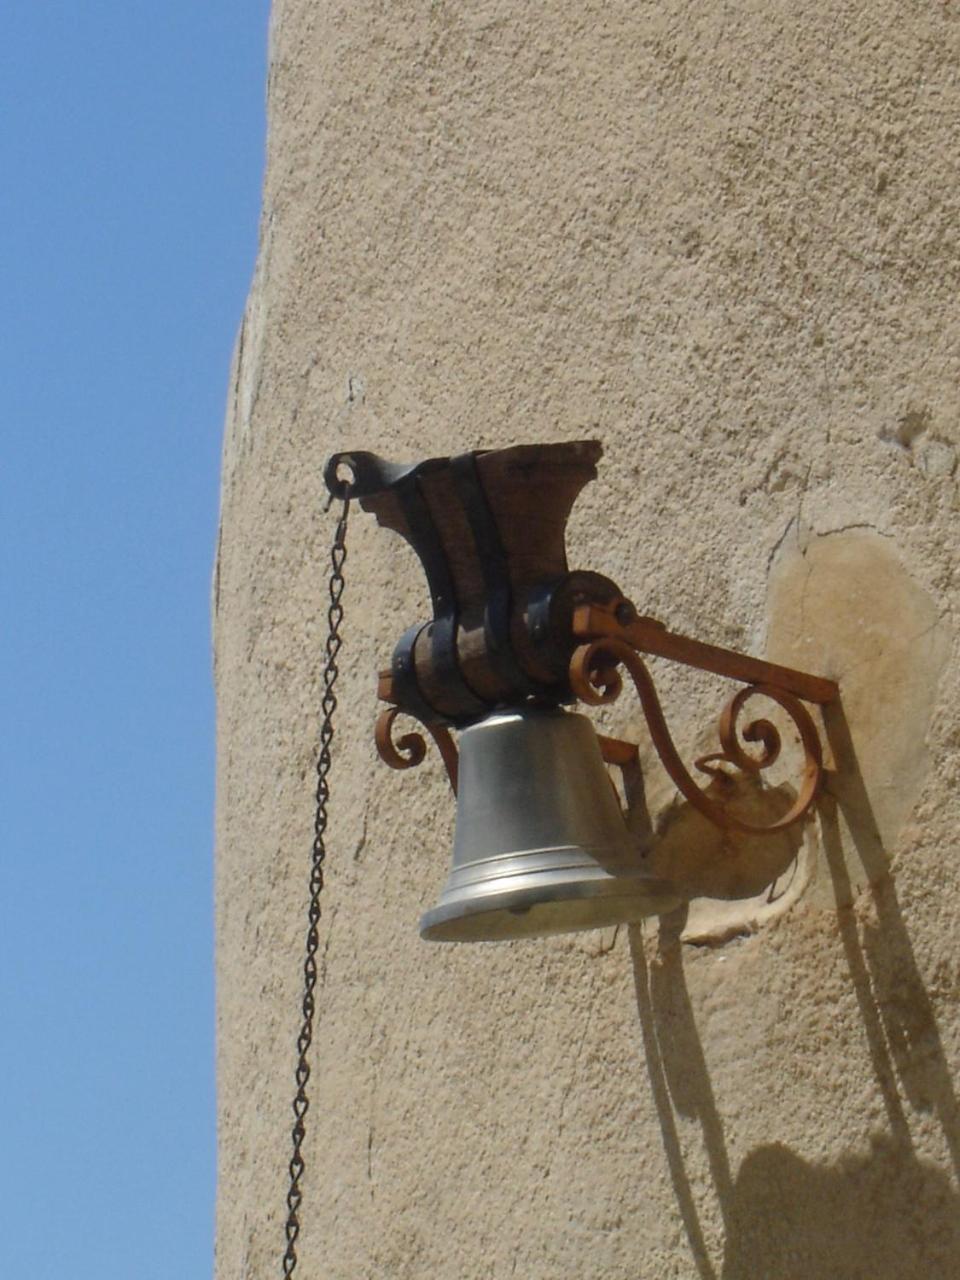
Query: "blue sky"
1 5 270 1275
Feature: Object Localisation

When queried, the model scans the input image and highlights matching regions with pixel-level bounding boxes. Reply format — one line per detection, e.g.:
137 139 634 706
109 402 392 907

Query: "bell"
420 706 680 941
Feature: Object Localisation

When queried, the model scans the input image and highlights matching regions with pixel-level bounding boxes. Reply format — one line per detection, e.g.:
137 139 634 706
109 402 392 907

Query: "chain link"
282 490 351 1279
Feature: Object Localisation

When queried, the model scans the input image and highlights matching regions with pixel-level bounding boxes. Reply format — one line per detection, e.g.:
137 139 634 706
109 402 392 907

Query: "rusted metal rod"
572 603 839 706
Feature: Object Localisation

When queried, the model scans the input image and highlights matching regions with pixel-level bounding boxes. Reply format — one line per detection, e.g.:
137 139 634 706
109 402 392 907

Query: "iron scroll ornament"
374 705 460 795
568 637 825 836
374 640 825 836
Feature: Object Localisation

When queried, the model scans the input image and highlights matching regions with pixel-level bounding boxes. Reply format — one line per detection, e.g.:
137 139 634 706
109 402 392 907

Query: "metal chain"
282 489 351 1279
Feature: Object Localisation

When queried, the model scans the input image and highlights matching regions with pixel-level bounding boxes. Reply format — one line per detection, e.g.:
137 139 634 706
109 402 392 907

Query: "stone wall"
214 4 960 1275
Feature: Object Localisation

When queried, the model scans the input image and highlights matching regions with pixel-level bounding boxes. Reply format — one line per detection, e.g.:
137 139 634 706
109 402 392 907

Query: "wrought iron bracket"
569 598 838 835
571 598 838 706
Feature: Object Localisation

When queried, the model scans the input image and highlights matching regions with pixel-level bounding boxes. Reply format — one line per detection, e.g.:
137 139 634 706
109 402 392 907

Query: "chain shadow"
629 920 725 1280
627 698 960 1278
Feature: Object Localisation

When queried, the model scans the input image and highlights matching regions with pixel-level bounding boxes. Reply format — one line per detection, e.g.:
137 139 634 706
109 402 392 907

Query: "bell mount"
325 440 839 839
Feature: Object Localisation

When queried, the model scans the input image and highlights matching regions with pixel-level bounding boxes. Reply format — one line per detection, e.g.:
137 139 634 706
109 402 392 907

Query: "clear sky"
1 5 270 1275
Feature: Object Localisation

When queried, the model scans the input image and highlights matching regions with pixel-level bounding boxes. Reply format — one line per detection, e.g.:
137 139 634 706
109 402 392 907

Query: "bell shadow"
720 1134 960 1279
627 699 960 1278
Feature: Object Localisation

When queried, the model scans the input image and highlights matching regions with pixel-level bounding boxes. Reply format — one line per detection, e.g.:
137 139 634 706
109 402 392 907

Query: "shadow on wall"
629 701 960 1279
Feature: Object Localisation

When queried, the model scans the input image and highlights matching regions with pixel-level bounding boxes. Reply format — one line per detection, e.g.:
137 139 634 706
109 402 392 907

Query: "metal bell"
420 706 679 942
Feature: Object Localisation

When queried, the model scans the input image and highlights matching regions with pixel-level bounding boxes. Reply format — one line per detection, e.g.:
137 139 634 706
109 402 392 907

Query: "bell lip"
419 876 681 943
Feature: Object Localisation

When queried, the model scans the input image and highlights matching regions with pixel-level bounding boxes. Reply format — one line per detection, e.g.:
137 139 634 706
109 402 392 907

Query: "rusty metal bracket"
572 599 839 706
375 705 460 795
569 599 838 835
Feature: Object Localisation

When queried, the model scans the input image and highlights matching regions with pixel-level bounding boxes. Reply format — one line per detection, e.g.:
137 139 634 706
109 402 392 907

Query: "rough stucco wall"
214 4 960 1277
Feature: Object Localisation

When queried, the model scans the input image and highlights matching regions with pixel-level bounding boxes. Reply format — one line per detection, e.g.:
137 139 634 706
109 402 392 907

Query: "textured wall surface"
214 3 960 1276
